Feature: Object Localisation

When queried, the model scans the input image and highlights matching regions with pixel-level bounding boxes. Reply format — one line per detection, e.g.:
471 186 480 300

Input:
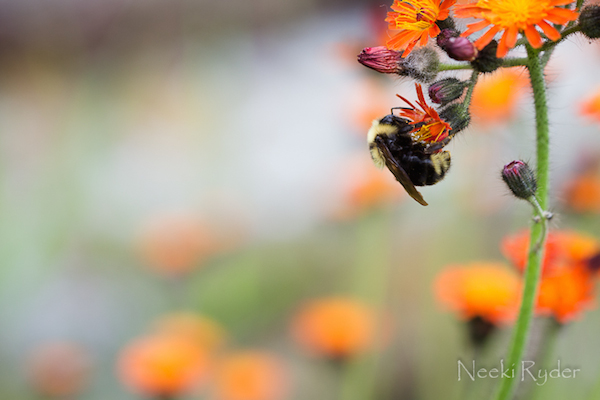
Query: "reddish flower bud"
444 37 478 61
428 78 467 105
579 5 600 39
357 46 406 74
471 40 503 73
436 29 459 49
502 160 537 200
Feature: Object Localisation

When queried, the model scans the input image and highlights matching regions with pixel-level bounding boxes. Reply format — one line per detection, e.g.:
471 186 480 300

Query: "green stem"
492 44 551 400
539 25 581 53
438 58 528 72
438 63 473 71
462 70 479 107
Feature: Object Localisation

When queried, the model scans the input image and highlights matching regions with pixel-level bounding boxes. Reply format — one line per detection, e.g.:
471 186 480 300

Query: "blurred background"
1 0 600 399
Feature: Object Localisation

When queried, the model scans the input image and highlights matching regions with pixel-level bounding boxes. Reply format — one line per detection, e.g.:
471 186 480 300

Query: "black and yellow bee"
367 113 451 206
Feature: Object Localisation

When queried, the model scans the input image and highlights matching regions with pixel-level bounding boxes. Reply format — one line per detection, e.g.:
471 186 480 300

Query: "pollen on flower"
385 0 457 56
454 0 579 57
396 83 452 143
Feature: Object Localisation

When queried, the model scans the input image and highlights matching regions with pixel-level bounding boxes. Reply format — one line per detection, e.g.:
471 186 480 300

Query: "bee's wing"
375 137 428 206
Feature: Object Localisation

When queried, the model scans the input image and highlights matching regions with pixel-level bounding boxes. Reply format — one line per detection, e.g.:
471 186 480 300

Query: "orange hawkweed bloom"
501 230 600 275
397 83 452 143
385 0 456 55
291 297 378 358
470 68 527 125
563 173 600 213
434 263 521 325
455 0 579 58
501 230 599 323
580 88 600 123
212 351 288 400
536 264 596 323
117 334 211 397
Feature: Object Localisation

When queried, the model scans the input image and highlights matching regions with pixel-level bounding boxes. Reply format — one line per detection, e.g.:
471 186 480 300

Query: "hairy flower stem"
463 70 479 107
438 57 528 71
492 45 550 400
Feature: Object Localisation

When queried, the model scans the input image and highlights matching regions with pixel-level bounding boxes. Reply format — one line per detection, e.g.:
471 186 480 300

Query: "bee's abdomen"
401 152 451 186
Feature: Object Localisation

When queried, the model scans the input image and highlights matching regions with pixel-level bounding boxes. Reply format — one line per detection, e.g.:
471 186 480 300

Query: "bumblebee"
367 114 451 206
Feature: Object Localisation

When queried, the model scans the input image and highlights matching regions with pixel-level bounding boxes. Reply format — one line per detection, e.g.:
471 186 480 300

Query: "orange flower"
434 263 521 325
152 312 228 352
470 68 527 125
397 83 452 143
563 173 600 213
501 229 599 323
455 0 579 58
501 230 600 274
385 0 456 56
27 342 92 398
291 297 378 358
212 351 288 400
117 334 211 397
580 88 600 123
536 263 596 323
136 213 214 276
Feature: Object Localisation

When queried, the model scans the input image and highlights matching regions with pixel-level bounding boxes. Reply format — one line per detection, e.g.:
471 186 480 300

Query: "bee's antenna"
390 107 402 115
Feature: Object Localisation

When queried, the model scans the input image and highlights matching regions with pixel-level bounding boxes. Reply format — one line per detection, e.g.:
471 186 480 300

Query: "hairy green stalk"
462 70 479 107
438 57 528 71
492 45 551 400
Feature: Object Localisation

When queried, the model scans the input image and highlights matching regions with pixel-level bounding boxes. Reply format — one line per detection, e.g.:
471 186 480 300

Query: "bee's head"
379 114 408 126
378 114 413 136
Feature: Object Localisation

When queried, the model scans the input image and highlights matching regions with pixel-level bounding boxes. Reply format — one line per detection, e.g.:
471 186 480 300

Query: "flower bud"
444 37 478 61
439 103 471 133
436 17 456 31
357 46 406 74
428 78 467 105
405 47 440 83
501 160 537 200
436 29 460 49
579 5 600 39
470 40 503 73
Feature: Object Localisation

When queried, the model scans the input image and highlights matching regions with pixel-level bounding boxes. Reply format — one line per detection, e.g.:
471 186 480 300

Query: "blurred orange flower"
27 342 92 398
501 230 600 274
470 68 527 126
333 157 404 220
563 173 600 213
501 229 599 323
536 264 596 323
580 88 600 123
117 334 211 397
212 351 288 400
136 213 215 276
434 263 521 325
291 297 378 358
152 312 228 352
